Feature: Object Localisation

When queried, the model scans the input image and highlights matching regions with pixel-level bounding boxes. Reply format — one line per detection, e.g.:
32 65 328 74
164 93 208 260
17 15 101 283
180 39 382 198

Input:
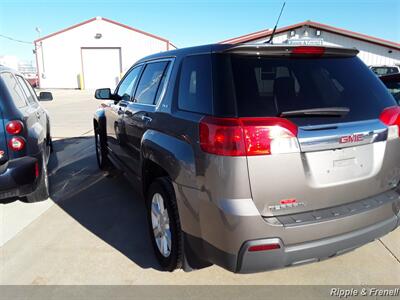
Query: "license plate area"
302 143 385 187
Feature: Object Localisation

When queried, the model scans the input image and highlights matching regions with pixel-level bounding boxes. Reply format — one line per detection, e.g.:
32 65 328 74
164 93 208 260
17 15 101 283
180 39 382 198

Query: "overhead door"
81 48 121 90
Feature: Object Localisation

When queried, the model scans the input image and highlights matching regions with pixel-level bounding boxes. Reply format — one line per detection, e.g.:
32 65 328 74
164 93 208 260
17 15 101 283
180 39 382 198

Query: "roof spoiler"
221 44 359 57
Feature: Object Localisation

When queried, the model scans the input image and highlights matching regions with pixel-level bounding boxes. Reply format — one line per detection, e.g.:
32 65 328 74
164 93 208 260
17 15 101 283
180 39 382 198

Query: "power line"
0 34 32 45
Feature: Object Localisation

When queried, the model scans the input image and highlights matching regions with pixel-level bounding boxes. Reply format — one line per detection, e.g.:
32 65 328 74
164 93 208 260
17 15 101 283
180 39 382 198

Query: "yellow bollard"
78 73 85 90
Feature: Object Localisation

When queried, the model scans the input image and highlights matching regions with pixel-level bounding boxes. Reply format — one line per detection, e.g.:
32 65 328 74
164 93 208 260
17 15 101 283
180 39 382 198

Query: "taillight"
6 120 23 135
199 118 245 156
8 137 25 151
199 116 299 156
291 46 325 56
379 106 400 139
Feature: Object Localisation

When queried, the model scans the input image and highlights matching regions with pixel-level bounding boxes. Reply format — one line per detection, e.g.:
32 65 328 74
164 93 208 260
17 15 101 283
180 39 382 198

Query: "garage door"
82 48 121 90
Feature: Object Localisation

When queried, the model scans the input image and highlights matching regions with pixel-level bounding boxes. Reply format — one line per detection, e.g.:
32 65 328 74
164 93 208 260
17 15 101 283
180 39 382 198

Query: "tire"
26 152 50 203
95 125 110 170
147 177 182 271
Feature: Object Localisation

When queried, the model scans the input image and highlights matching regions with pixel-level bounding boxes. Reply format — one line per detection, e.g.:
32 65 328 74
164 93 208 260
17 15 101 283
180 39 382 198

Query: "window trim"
131 58 175 108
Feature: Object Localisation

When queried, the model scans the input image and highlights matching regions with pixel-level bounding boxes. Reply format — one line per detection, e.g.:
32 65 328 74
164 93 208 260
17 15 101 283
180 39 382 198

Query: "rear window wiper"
279 107 350 117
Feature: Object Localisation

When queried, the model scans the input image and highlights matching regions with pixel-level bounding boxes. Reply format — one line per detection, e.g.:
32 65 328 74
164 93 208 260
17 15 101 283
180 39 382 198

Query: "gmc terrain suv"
93 44 400 273
0 66 53 203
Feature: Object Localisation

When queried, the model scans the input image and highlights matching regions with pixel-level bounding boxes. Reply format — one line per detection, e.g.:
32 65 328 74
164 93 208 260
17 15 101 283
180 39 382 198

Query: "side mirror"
39 92 53 101
95 88 112 100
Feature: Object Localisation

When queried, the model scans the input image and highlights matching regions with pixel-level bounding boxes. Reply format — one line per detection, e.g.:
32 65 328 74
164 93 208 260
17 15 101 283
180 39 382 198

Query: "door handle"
141 115 152 122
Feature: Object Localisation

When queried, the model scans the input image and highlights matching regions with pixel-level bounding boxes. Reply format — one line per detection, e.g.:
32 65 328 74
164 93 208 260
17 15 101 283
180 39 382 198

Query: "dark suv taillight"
6 120 25 151
199 116 299 156
6 120 23 135
8 137 26 151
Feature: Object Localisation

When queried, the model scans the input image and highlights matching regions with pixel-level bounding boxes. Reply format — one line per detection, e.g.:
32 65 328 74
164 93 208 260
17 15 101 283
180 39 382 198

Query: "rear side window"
215 55 396 124
134 61 169 105
16 76 36 105
0 73 27 108
178 54 212 114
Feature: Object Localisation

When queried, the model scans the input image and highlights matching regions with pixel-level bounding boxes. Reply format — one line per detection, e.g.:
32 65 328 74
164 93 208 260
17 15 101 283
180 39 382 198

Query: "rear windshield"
213 55 397 124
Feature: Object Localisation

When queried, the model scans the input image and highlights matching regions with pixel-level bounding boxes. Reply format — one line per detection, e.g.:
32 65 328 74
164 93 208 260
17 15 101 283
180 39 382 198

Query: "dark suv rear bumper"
236 215 398 273
0 157 38 200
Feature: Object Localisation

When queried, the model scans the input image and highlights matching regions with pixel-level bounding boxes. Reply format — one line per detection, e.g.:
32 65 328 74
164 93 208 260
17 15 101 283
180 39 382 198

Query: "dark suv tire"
95 126 110 170
146 177 182 271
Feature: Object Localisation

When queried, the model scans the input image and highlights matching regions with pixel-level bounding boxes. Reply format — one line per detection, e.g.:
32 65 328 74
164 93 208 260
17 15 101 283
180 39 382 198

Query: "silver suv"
93 44 400 273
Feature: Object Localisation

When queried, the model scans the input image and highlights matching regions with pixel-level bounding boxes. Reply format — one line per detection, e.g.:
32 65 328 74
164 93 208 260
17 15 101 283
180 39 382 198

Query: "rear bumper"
0 157 38 200
237 215 398 273
177 183 400 273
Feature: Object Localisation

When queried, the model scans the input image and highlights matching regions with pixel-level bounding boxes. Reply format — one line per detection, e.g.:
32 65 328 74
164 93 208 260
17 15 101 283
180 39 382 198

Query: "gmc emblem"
339 134 364 144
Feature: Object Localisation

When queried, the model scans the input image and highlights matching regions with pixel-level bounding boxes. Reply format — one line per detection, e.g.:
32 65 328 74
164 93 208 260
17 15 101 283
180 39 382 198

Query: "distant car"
0 66 53 203
370 65 400 76
94 44 400 273
380 73 400 104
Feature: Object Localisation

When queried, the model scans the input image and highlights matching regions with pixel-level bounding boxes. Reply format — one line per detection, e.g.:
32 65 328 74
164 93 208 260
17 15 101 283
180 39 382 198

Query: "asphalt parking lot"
0 89 399 285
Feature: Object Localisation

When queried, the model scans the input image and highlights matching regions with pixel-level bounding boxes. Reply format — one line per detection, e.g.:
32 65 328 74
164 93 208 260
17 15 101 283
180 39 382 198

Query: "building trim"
220 20 400 51
34 16 172 49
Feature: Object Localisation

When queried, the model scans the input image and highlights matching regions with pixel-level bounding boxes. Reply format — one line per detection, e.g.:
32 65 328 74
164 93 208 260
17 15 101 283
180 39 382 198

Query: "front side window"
0 73 28 108
134 61 169 105
116 65 143 101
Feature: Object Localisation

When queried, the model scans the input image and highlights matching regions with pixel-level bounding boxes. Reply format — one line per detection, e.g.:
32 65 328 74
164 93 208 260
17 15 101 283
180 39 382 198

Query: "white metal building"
221 20 400 67
34 16 176 89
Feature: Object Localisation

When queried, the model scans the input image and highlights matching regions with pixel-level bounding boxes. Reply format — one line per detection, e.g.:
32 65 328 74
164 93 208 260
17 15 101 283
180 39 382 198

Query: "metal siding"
248 26 400 67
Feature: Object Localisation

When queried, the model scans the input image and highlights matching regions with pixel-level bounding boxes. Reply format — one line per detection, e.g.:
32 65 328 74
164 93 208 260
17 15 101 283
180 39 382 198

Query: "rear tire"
95 125 110 170
146 177 182 271
26 152 50 203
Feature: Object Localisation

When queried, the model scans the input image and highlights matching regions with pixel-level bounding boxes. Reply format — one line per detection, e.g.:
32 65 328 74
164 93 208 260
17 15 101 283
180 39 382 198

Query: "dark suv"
0 66 53 203
93 44 400 273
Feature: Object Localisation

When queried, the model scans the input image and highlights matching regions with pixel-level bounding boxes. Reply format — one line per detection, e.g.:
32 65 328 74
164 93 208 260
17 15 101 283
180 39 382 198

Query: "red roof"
220 20 400 50
34 17 172 47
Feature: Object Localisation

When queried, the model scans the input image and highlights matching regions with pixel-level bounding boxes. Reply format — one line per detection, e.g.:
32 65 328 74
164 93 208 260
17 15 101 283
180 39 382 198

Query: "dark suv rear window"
213 55 396 124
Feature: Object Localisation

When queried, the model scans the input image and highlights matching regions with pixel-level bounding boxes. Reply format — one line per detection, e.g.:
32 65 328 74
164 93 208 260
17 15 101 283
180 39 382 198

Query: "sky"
0 0 399 63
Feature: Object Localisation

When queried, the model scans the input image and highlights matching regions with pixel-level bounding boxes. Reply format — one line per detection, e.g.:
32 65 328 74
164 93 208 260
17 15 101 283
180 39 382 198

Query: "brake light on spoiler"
291 46 325 56
379 106 400 140
199 117 299 156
